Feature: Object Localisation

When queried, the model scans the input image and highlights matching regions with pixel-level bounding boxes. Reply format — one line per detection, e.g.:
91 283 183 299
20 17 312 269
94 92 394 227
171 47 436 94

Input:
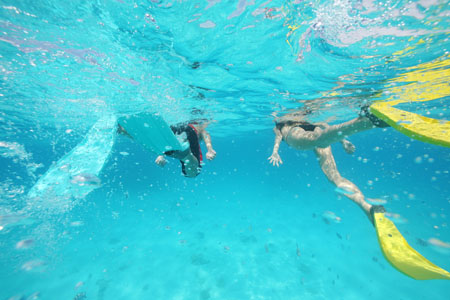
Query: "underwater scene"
1 0 450 299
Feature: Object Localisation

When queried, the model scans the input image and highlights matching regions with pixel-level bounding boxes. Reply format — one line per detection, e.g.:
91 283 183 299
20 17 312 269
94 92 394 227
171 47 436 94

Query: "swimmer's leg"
314 146 372 220
314 117 374 148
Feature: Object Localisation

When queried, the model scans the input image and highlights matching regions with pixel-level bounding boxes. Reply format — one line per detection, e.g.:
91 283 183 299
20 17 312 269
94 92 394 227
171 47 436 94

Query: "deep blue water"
1 1 450 299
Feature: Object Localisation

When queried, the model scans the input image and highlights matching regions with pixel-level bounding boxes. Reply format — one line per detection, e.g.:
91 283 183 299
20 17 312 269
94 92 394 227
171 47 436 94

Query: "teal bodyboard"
118 112 184 155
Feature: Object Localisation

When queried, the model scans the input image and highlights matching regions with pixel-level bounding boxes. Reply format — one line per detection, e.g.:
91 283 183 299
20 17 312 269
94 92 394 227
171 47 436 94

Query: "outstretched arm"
197 126 216 160
268 127 283 167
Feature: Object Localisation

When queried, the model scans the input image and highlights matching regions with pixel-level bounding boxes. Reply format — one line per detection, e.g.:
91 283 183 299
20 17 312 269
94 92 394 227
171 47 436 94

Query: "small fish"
59 163 71 171
70 221 84 227
21 260 45 271
367 198 387 205
70 173 101 186
74 281 84 290
334 187 355 195
322 211 341 224
296 243 301 257
385 212 408 224
428 238 450 249
15 239 34 249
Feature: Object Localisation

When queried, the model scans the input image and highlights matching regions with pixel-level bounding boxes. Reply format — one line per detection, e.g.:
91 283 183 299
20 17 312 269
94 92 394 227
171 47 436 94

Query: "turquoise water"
1 0 450 299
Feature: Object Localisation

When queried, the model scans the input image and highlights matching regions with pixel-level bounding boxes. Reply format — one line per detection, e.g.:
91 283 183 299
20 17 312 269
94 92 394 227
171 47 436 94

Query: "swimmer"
268 107 450 280
155 122 216 177
268 106 389 222
118 120 216 178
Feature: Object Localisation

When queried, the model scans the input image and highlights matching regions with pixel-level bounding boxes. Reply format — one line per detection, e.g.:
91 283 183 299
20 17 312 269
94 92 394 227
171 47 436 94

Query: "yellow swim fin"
369 57 450 148
372 206 450 280
370 101 450 148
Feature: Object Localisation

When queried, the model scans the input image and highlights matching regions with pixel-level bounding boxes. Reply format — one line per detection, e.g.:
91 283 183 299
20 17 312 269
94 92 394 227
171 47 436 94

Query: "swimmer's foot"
369 205 386 226
360 105 390 128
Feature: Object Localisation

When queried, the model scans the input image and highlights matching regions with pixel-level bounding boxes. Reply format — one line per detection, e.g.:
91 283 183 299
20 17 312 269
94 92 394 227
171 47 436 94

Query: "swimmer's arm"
200 128 214 151
268 127 283 166
272 127 282 152
198 127 216 160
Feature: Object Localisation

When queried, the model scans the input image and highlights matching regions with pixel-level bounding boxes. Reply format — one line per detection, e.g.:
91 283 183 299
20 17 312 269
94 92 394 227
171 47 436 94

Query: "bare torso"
278 116 373 150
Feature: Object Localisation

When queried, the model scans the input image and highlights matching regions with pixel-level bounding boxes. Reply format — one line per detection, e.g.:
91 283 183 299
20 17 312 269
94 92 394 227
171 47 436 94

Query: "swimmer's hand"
155 155 167 167
268 153 283 167
206 149 216 160
341 139 355 154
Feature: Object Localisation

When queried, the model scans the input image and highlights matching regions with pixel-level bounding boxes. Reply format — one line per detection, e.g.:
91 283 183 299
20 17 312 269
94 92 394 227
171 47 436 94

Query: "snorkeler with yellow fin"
269 103 450 279
269 56 450 279
371 206 450 280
